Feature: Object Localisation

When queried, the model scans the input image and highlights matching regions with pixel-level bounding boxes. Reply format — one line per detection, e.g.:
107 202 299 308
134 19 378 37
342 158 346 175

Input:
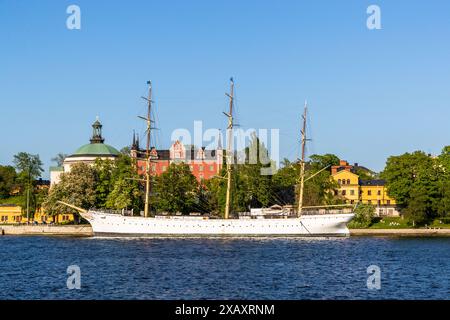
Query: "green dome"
71 143 120 157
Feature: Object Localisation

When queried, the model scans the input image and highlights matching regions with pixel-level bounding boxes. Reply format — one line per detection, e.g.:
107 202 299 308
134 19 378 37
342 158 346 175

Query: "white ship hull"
81 211 354 237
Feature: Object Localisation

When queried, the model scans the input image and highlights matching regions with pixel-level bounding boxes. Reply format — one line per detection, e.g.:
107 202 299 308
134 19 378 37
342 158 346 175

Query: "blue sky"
1 0 450 178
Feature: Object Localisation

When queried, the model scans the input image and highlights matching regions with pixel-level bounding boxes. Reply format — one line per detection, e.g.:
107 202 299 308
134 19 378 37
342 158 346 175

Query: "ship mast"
297 101 307 217
224 77 234 219
140 81 153 218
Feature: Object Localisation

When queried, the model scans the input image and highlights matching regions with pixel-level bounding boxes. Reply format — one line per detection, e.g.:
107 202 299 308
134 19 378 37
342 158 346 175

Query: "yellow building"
0 205 75 224
332 170 360 204
33 209 75 224
360 180 394 206
0 205 25 224
331 161 399 216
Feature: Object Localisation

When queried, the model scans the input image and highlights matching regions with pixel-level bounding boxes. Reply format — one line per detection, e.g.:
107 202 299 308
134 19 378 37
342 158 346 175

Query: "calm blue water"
0 236 449 300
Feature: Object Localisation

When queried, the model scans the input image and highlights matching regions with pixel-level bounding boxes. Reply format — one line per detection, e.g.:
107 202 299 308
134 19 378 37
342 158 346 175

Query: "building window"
199 173 204 180
350 200 354 204
334 190 338 196
377 200 381 206
342 190 346 196
210 165 214 171
368 190 372 196
387 200 391 205
368 200 372 204
377 190 381 196
199 165 204 172
347 179 350 185
338 179 341 184
350 190 355 196
162 166 167 172
189 166 193 171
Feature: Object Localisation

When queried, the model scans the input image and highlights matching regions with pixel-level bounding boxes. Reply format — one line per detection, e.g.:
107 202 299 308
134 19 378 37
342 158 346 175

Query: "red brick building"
130 134 224 181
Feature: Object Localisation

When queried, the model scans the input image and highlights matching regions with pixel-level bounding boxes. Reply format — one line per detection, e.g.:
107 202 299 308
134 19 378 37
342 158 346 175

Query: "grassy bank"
350 216 450 230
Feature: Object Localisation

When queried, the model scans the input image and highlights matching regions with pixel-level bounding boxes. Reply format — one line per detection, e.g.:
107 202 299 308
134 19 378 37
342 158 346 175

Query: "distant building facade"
0 205 74 224
331 160 399 217
130 133 223 181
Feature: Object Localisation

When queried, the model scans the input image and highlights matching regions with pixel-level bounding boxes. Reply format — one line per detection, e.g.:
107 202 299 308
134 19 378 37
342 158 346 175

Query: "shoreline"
2 225 450 237
349 228 450 237
0 225 93 236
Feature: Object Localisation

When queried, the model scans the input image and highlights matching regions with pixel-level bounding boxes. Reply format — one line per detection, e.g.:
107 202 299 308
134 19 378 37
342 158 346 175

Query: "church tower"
90 117 105 144
131 131 140 158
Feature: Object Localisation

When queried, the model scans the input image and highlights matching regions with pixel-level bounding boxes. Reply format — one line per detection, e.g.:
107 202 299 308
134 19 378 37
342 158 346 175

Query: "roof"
332 169 359 178
69 143 120 158
360 179 386 186
36 179 50 186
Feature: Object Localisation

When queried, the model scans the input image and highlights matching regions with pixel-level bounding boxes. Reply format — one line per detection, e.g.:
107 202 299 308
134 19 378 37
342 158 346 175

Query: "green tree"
93 158 115 207
13 152 44 178
402 185 429 226
51 153 67 167
271 154 341 208
0 165 17 199
154 163 199 214
43 162 97 222
106 177 141 211
13 152 44 217
271 158 298 205
234 136 273 210
381 151 438 224
105 154 142 212
348 204 375 228
203 167 227 215
381 151 433 208
305 154 341 206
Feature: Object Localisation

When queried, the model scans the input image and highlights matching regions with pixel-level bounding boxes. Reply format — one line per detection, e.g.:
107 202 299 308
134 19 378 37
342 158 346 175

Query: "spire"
217 129 223 149
131 130 137 150
90 118 105 144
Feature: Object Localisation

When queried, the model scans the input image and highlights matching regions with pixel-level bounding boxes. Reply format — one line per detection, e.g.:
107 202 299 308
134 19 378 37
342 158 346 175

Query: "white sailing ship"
60 79 354 237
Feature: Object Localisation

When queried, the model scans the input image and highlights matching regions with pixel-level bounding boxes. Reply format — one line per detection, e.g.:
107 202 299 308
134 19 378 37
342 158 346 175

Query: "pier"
1 225 450 237
0 224 93 236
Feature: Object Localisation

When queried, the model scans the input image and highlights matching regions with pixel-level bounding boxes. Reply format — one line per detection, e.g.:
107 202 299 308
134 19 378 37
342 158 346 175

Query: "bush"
348 204 375 228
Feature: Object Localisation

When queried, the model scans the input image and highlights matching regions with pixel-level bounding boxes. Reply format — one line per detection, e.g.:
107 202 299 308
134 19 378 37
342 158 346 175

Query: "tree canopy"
0 165 17 199
153 162 199 214
44 154 143 218
381 148 450 225
12 152 44 215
